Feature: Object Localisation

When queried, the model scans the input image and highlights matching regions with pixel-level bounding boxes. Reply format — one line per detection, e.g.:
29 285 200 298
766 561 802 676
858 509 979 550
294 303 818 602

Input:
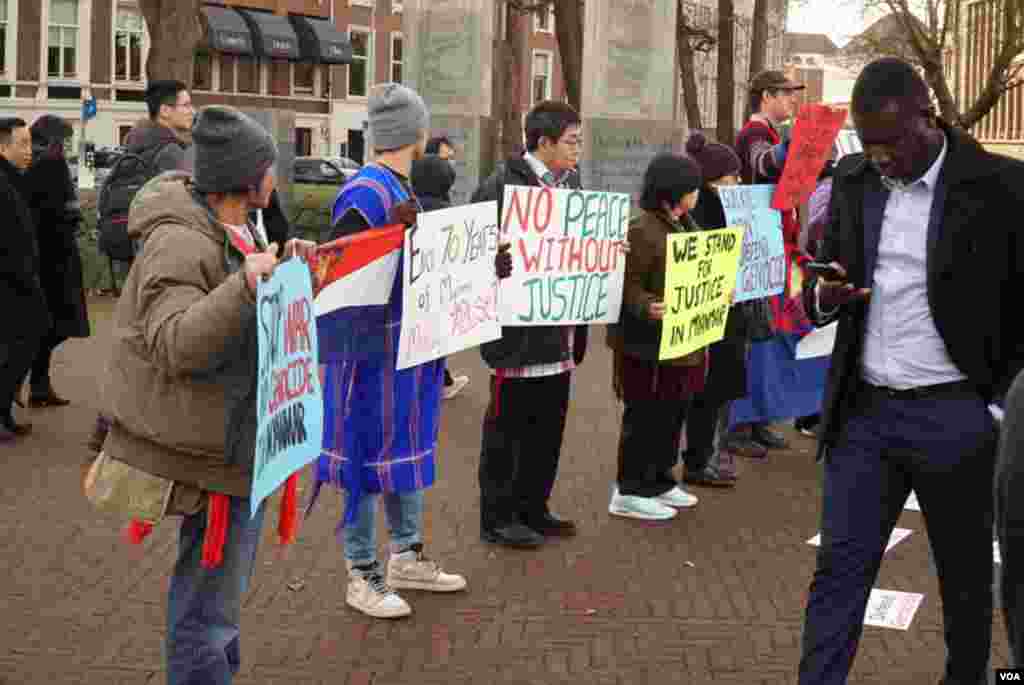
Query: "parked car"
326 156 361 179
294 156 358 185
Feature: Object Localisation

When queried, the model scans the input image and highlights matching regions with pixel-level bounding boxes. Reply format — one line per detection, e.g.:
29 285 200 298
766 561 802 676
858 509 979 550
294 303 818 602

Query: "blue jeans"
343 490 423 566
167 497 266 685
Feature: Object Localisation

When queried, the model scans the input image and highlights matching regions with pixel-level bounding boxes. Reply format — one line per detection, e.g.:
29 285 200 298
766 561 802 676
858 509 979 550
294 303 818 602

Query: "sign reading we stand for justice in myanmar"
499 185 628 326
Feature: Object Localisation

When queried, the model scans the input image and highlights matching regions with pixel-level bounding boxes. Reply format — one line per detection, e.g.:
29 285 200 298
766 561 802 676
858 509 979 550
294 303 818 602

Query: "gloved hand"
495 242 512 279
388 200 419 228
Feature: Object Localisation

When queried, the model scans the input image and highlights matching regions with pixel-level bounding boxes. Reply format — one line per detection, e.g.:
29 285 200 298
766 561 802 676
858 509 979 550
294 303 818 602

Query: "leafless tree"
138 0 204 84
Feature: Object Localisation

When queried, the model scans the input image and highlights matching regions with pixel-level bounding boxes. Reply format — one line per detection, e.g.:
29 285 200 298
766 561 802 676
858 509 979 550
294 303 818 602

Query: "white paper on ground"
807 528 913 552
995 539 1002 565
795 321 837 359
990 404 1005 423
863 589 924 630
904 491 921 511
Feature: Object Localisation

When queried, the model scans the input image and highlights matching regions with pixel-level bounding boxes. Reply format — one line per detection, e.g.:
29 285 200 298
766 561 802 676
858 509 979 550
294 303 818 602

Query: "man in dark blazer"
798 57 1024 685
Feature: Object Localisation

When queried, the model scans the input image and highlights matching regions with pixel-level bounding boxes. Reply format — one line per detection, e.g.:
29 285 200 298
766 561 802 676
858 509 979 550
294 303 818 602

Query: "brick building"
783 32 838 107
0 0 414 164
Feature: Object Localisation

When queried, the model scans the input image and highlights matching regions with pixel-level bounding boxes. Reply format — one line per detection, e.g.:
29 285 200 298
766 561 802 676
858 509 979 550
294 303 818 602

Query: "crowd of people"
3 55 1024 685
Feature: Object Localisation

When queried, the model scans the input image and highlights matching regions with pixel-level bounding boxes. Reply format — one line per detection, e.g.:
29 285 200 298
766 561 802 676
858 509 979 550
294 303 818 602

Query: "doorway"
347 129 365 165
295 127 313 157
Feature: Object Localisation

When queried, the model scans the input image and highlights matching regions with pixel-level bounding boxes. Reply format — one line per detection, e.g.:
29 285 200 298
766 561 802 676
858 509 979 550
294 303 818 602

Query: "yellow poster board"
658 227 745 360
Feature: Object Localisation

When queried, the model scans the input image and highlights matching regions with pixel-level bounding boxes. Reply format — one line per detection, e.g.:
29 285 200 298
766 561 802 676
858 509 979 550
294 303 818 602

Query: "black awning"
201 4 254 56
236 8 301 61
289 15 353 65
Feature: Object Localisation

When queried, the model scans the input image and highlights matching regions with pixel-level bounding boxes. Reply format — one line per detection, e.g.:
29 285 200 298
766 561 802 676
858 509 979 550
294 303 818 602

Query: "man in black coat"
797 58 1024 685
25 115 90 407
471 101 587 548
0 118 50 440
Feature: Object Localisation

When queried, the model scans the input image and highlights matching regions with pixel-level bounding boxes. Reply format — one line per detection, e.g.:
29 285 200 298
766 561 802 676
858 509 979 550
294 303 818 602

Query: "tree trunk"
922 56 962 126
748 0 768 80
716 0 736 144
552 0 584 112
676 15 704 129
139 0 204 84
498 3 526 158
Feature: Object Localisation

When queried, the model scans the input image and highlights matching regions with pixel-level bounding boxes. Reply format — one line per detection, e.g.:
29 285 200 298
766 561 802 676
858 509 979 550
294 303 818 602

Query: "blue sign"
252 258 323 517
718 185 787 303
82 97 97 121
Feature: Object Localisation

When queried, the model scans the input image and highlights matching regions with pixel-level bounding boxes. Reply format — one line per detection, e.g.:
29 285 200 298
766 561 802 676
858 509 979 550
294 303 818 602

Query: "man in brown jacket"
103 106 286 685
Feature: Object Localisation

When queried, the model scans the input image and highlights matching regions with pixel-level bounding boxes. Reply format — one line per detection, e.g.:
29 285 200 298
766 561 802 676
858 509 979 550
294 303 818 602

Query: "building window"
348 28 372 97
237 56 259 93
115 4 145 82
390 33 403 83
193 52 212 90
531 50 552 105
294 62 315 95
0 0 8 76
535 6 554 33
48 0 80 79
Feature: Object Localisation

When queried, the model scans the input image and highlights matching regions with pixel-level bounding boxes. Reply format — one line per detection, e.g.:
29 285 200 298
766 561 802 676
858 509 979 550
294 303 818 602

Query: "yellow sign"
658 227 745 360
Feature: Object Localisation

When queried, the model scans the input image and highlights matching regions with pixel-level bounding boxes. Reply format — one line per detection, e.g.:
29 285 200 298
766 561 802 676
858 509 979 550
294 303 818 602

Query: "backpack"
96 141 176 261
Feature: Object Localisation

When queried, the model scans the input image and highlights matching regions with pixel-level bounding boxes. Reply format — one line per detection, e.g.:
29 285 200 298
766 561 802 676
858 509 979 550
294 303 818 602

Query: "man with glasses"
471 100 585 548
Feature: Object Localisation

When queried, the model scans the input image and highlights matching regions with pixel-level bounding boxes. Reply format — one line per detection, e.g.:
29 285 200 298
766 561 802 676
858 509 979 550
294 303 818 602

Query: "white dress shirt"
860 135 966 390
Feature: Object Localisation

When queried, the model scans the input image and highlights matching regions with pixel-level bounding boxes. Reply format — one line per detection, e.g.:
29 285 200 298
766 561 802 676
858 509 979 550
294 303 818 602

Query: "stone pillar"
579 0 687 200
243 108 296 219
402 0 496 205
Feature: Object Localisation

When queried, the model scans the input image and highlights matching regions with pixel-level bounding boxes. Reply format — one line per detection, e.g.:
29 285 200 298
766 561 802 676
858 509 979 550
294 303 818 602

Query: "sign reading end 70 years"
658 227 745 360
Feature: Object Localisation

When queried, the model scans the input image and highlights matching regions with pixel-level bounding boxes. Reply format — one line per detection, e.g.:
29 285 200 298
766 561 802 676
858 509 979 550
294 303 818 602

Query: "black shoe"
683 465 736 488
481 523 545 548
28 391 71 408
752 424 789 450
521 511 578 537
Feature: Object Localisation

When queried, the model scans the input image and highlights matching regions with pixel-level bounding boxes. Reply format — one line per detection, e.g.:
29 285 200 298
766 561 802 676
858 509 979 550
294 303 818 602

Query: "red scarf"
126 224 299 567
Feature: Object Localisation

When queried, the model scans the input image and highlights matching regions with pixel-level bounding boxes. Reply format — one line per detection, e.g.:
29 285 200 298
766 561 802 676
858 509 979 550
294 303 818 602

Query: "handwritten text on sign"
499 185 628 326
772 104 848 211
718 185 786 302
253 258 324 517
397 202 502 370
658 227 745 360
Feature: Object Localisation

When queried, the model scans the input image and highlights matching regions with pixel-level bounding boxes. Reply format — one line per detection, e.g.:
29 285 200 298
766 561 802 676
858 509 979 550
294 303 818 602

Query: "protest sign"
717 185 786 302
658 227 744 360
795 321 837 359
863 589 924 631
499 185 628 326
252 258 324 517
772 104 848 211
808 528 912 553
397 202 502 370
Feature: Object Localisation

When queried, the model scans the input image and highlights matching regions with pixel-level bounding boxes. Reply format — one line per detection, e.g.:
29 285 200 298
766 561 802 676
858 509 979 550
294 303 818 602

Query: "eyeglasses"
558 137 582 148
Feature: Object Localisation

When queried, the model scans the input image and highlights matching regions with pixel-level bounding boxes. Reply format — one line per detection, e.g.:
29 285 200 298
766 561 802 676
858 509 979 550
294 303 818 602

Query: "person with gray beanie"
101 104 313 684
310 82 500 619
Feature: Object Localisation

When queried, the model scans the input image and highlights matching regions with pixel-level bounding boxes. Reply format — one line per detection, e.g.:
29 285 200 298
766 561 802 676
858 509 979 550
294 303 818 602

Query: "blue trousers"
798 386 997 685
166 497 266 685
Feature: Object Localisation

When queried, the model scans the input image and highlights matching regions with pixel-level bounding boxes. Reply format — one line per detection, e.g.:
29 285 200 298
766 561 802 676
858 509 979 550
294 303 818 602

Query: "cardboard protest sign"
718 185 786 302
397 202 502 370
772 104 848 211
252 258 324 517
863 589 924 631
499 185 628 326
658 227 744 360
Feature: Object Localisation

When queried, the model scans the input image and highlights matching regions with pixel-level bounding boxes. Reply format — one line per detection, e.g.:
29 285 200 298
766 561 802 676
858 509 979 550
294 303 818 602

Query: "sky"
785 1 886 47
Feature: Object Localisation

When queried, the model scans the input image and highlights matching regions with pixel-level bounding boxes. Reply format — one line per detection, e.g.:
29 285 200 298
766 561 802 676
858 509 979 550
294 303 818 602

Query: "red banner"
772 104 848 211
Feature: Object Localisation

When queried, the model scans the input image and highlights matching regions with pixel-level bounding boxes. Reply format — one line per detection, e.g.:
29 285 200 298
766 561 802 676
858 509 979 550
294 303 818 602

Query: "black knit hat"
192 106 277 193
685 131 741 183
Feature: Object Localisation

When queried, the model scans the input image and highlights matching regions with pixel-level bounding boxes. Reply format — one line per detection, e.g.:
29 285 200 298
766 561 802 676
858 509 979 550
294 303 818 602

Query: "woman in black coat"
410 154 468 399
681 132 750 487
24 115 89 407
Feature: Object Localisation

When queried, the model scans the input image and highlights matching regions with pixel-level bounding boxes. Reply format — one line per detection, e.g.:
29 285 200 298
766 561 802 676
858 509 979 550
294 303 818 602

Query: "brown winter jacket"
102 172 258 497
606 209 707 368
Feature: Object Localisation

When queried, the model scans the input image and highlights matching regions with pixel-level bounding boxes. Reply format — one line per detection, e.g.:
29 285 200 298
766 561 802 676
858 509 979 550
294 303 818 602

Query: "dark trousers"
30 331 65 394
618 398 690 497
479 372 571 529
684 392 727 473
799 387 997 685
0 335 42 419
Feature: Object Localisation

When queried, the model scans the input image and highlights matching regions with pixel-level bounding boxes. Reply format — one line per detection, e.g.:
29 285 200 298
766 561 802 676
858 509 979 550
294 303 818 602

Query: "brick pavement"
0 297 1010 684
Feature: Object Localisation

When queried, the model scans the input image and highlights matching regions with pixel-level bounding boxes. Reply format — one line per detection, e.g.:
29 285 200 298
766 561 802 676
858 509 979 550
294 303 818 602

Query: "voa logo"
998 671 1022 681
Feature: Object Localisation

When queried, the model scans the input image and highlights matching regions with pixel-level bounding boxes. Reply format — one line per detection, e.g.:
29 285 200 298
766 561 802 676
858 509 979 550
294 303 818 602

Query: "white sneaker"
442 375 470 400
608 487 677 520
346 565 412 619
387 548 467 592
656 486 699 508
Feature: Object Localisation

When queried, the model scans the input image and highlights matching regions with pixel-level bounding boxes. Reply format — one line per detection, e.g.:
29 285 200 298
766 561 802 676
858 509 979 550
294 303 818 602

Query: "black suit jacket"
803 124 1024 461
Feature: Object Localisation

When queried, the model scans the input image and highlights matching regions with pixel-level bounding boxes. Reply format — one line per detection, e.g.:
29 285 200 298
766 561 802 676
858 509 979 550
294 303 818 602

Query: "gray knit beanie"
369 83 429 152
192 106 278 193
